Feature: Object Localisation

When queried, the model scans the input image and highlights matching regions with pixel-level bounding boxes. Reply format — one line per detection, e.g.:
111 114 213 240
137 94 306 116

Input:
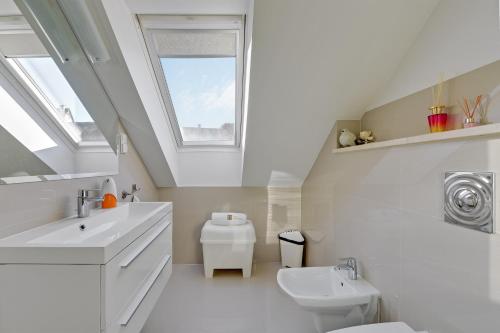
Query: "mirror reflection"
0 16 117 183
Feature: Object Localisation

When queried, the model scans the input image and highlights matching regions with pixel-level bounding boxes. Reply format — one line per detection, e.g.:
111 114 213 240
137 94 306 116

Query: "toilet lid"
329 322 416 333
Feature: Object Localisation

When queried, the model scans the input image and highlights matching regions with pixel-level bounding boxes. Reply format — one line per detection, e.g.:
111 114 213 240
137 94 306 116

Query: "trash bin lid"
278 230 304 244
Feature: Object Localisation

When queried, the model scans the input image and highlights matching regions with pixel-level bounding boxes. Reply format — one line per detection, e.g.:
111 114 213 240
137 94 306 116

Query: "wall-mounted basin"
0 202 170 264
277 266 380 333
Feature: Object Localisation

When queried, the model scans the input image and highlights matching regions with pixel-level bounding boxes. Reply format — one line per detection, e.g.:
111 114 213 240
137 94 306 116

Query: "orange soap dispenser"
101 177 117 209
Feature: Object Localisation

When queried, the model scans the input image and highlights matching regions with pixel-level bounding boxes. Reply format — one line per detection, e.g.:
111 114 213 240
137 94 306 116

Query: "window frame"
6 57 110 150
139 15 245 149
6 57 83 144
0 17 111 151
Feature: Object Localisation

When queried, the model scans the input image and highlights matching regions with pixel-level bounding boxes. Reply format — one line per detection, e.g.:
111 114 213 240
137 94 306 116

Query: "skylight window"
6 57 106 145
160 57 236 143
140 15 244 148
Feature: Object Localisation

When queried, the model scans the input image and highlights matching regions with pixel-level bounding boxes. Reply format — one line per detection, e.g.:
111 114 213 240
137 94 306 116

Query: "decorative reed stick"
432 75 445 107
458 95 482 119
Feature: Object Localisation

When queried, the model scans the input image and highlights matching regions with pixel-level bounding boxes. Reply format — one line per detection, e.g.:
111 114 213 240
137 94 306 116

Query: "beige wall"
0 130 159 238
159 187 301 264
362 60 500 141
303 129 500 332
302 62 500 332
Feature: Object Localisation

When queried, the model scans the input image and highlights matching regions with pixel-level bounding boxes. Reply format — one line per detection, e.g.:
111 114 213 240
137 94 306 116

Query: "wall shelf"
332 123 500 154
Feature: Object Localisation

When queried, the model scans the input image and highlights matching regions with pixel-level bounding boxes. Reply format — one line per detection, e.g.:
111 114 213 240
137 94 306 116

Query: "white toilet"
328 322 428 333
200 212 256 278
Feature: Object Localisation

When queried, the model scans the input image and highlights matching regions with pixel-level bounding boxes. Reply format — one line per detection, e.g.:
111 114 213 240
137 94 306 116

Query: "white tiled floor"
142 263 316 333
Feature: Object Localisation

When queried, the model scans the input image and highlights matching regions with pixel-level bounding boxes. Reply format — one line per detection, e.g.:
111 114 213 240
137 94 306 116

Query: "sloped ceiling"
369 0 500 109
242 0 439 186
0 0 443 188
100 0 441 187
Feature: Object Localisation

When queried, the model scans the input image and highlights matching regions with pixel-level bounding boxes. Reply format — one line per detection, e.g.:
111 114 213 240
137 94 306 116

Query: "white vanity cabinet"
0 202 172 333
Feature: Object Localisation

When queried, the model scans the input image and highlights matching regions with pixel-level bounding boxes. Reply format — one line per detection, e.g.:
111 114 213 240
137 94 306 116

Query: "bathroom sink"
0 202 171 264
0 201 173 332
277 266 380 332
277 266 379 309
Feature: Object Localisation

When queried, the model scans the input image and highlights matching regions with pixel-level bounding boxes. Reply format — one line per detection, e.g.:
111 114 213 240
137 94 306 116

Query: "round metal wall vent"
444 172 494 233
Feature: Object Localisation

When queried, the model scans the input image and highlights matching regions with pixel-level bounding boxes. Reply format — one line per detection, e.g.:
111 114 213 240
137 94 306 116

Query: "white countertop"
0 202 171 264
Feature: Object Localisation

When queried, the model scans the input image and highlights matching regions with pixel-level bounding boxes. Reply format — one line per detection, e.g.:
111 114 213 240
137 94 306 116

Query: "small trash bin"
278 230 305 268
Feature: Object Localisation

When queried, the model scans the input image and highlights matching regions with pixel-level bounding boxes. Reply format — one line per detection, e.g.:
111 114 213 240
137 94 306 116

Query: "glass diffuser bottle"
428 105 447 132
428 77 447 133
459 95 482 129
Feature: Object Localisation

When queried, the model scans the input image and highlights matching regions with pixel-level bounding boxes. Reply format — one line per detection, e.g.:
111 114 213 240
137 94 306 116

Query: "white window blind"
0 32 48 57
151 30 237 57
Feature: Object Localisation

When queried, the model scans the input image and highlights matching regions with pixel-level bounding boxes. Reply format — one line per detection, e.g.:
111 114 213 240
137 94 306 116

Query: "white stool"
200 214 256 278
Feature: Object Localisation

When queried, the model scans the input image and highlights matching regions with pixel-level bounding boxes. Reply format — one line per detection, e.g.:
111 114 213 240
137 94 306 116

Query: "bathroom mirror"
0 16 118 184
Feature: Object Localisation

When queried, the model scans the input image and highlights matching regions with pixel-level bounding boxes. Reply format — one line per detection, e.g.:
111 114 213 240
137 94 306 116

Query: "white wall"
176 151 242 187
370 0 500 109
74 151 118 174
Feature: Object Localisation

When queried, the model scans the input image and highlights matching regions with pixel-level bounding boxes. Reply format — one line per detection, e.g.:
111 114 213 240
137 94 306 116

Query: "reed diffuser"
458 95 482 128
478 97 490 124
428 76 448 132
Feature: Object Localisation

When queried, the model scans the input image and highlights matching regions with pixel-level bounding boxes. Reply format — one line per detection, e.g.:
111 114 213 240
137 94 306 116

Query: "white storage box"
279 230 304 268
200 218 256 278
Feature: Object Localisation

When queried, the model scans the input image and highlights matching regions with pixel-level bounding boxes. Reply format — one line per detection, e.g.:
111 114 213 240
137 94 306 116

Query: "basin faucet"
337 257 358 280
77 189 103 218
121 184 141 200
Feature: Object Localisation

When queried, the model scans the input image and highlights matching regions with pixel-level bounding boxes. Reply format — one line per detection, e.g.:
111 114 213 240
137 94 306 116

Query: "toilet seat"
328 322 418 333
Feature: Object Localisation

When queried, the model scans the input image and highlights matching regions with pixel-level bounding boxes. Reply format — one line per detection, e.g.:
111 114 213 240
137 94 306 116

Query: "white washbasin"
277 266 380 333
0 202 171 264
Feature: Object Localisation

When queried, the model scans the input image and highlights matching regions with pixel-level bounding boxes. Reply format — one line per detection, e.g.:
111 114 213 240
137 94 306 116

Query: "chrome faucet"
77 189 103 218
337 257 358 280
121 184 141 200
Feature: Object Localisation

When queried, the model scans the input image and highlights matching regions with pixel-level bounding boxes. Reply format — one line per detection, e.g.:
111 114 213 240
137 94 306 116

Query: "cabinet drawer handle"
119 255 172 326
120 219 171 268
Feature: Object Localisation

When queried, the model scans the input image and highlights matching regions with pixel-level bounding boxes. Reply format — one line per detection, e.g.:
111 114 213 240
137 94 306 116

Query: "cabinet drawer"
105 256 172 333
102 212 172 329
